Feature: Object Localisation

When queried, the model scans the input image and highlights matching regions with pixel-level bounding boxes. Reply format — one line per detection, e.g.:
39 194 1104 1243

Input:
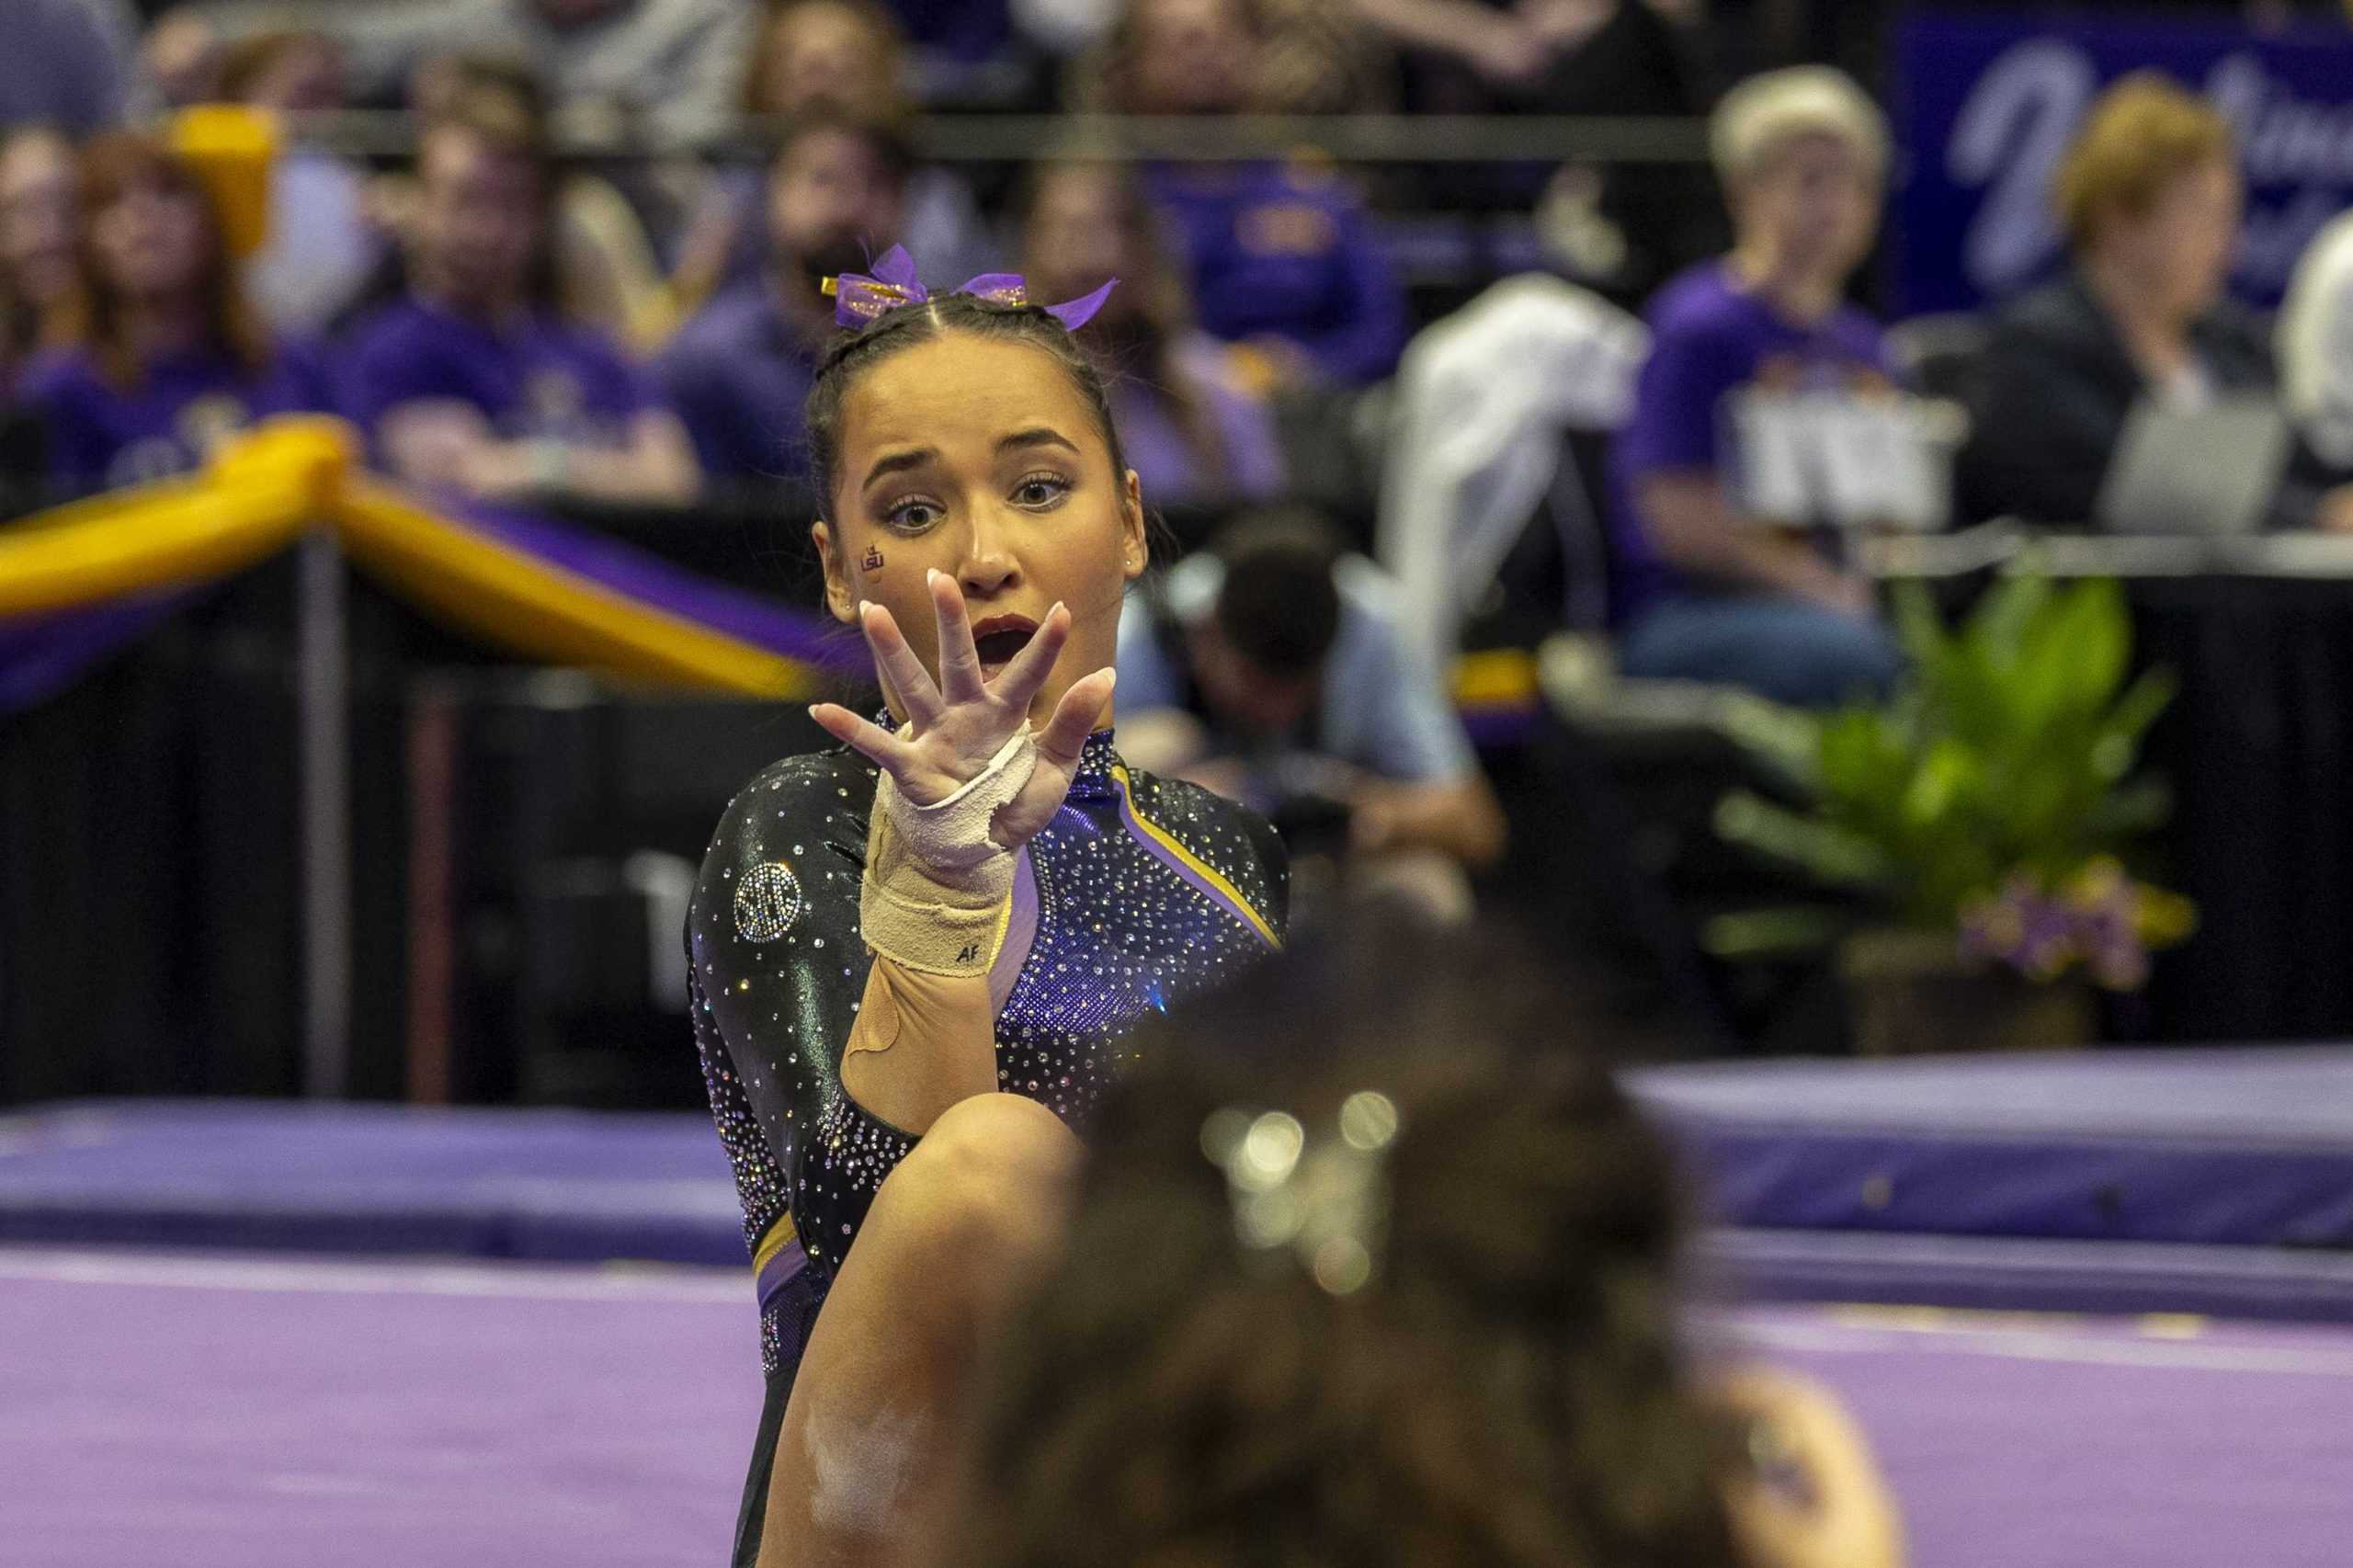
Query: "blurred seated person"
1350 0 1718 299
1 126 84 353
1041 0 1396 113
665 0 992 324
656 115 905 485
268 0 753 153
342 87 699 507
1103 0 1411 387
953 911 1905 1568
138 7 228 113
2279 206 2353 506
1116 511 1506 921
0 0 129 136
213 30 385 335
1958 73 2347 531
1021 157 1286 510
1608 66 1904 710
25 130 335 493
375 53 673 348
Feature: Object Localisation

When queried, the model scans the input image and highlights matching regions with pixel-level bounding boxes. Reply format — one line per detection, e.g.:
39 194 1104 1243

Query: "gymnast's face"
813 331 1148 731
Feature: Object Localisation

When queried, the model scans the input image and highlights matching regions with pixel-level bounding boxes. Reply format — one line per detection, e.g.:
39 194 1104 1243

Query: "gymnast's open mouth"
972 615 1040 675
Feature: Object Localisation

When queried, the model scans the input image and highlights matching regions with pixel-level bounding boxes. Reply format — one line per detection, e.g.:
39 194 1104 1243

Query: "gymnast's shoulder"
695 746 878 911
1111 761 1290 933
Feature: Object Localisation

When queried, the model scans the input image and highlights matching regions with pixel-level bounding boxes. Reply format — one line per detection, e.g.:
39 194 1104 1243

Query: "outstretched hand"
810 570 1116 853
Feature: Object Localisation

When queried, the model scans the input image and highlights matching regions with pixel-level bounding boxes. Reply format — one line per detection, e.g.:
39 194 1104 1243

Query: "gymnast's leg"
755 1093 1082 1568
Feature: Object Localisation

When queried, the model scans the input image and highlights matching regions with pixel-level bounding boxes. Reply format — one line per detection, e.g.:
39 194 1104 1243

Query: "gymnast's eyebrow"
861 448 936 490
996 426 1080 457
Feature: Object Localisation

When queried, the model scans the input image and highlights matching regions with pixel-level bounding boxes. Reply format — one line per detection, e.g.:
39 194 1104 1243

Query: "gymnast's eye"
882 495 944 532
1013 472 1072 509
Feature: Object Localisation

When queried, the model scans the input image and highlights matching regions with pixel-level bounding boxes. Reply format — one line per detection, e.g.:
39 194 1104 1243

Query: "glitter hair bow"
822 244 1118 331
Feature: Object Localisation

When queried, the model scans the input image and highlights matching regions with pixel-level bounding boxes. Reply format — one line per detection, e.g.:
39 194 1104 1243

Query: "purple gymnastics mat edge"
0 1099 749 1265
1703 1228 2353 1323
1627 1045 2353 1249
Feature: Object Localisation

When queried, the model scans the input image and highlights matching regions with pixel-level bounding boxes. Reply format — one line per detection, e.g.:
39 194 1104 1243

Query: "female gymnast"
687 247 1290 1568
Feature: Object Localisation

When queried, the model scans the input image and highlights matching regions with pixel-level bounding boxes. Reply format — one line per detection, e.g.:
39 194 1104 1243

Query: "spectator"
1961 73 2344 531
232 0 756 153
1046 0 1394 113
1607 66 1904 710
1116 510 1506 922
341 86 699 506
1020 157 1286 510
0 127 82 364
665 0 993 329
2280 209 2353 511
138 7 227 113
657 116 906 485
354 55 674 347
25 130 334 493
0 1 131 136
1354 0 1717 301
214 31 386 335
953 912 1904 1568
1103 0 1411 386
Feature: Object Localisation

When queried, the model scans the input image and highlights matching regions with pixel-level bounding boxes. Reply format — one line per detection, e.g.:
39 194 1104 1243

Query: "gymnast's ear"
1120 471 1148 583
813 518 857 623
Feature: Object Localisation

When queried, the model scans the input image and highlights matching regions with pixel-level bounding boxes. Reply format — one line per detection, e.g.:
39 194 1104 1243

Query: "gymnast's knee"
870 1093 1082 1270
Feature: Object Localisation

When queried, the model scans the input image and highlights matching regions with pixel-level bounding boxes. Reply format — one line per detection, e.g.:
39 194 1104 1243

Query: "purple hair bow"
823 244 1118 332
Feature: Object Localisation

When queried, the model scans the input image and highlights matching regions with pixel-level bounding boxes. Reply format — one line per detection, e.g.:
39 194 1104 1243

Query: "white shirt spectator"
2279 208 2353 470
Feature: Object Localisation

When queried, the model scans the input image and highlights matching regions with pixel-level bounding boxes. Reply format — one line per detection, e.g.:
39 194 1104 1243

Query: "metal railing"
284 108 1715 165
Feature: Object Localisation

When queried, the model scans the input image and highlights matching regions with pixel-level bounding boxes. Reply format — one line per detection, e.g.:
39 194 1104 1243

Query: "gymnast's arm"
811 578 1119 1138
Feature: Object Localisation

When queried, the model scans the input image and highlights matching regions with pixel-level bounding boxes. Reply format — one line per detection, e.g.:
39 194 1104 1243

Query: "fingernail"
857 599 870 616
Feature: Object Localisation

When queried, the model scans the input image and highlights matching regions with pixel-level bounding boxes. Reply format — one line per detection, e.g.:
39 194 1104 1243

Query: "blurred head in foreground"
950 911 1747 1568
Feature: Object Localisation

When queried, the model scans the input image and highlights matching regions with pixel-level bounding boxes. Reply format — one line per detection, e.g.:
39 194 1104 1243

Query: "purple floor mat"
0 1249 762 1568
5 1247 2348 1568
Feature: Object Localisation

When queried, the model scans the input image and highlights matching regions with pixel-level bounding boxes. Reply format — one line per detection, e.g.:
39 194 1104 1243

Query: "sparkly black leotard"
688 730 1286 1562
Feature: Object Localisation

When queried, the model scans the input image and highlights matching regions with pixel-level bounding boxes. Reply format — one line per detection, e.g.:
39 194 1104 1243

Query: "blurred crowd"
16 0 2353 920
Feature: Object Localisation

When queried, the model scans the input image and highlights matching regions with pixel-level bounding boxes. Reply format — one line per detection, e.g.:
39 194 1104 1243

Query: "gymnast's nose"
955 510 1019 603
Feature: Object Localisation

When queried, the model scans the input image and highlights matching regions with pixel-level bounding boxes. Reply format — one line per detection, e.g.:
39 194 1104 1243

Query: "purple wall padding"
1631 1047 2353 1249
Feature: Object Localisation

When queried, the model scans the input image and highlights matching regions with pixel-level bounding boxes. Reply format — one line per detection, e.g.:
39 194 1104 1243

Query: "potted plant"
1712 574 2194 1055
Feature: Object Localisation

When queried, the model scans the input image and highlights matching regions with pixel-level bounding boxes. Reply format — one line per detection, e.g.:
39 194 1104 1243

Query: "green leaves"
1716 574 2176 930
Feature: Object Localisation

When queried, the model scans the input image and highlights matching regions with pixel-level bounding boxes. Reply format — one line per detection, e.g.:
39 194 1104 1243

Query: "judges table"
1866 525 2353 1043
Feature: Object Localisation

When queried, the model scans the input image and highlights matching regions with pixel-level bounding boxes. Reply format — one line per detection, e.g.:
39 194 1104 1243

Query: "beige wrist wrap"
860 725 1036 976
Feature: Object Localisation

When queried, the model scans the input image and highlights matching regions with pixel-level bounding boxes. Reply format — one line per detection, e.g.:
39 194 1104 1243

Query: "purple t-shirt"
1111 333 1288 508
1145 161 1409 386
655 279 815 482
341 296 661 453
25 339 336 492
1608 261 1896 621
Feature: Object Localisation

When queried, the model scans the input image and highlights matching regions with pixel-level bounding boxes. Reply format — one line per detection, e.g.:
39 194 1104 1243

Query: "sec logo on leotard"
733 860 805 944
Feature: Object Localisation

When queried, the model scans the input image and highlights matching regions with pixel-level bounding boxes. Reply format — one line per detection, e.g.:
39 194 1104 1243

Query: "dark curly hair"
952 914 1747 1568
802 290 1132 516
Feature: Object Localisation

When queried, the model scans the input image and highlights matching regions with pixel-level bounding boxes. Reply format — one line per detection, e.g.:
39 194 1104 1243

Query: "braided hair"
802 290 1133 514
952 913 1746 1568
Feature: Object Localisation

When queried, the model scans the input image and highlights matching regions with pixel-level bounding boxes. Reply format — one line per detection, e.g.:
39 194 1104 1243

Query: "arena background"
4 2 2351 1563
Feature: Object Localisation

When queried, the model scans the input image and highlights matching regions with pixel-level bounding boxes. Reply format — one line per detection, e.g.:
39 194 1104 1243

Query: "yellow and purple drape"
0 417 861 710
